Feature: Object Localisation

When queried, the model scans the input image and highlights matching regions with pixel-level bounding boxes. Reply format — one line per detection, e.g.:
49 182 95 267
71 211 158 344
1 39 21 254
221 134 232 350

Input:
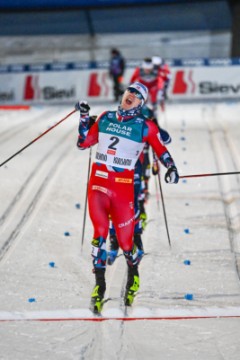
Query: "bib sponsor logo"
96 152 107 162
115 178 133 184
107 149 116 155
113 156 132 166
95 170 108 179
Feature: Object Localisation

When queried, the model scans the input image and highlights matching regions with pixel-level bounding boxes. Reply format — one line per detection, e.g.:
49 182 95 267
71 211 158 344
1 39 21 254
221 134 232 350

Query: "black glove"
165 166 179 184
75 101 90 115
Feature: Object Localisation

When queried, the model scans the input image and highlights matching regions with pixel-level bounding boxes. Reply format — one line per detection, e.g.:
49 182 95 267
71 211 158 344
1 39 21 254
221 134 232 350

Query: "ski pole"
157 168 172 249
152 154 160 210
0 109 76 168
179 171 240 179
153 151 171 248
81 147 92 250
154 175 160 211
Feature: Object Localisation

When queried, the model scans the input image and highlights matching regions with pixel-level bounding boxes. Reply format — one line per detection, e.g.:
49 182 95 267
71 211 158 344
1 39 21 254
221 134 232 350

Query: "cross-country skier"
75 82 179 313
130 58 165 118
107 106 172 266
130 59 170 200
152 56 172 111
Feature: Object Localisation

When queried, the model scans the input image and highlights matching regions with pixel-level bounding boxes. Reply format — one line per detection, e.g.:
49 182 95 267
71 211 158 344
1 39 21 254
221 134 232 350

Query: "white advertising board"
0 61 240 105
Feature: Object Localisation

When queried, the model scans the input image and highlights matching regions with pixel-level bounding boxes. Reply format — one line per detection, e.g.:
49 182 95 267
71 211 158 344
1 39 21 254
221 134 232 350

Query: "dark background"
0 0 239 56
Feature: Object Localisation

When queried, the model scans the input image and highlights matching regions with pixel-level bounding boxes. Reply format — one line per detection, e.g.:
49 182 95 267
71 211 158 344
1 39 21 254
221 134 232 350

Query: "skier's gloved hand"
165 166 179 184
152 159 159 176
75 101 90 115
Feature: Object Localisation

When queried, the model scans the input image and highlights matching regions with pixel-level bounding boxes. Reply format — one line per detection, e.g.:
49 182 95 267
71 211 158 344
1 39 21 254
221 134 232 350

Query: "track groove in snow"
0 128 74 263
204 106 240 280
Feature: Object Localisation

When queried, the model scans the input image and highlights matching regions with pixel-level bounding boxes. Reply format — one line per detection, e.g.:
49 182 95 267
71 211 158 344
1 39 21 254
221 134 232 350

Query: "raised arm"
75 101 99 149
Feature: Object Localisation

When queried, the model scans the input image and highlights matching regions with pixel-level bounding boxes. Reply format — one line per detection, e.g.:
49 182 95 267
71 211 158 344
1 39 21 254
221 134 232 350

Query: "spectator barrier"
0 58 240 105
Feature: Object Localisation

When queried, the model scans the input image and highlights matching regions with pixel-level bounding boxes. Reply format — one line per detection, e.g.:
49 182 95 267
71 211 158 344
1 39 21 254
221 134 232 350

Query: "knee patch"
91 236 107 269
124 244 141 267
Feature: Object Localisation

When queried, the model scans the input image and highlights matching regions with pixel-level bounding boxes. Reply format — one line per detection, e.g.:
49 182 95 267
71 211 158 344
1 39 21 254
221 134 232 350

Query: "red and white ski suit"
77 110 175 253
130 67 164 105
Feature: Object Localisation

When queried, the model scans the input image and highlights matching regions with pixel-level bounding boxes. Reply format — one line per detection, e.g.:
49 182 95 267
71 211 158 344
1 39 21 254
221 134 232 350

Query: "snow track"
0 108 55 145
204 105 240 279
0 107 77 263
1 103 240 360
0 130 73 262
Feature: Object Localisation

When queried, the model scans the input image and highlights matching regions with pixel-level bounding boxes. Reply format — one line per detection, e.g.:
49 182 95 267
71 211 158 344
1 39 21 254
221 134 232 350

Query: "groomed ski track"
0 103 240 360
1 306 240 322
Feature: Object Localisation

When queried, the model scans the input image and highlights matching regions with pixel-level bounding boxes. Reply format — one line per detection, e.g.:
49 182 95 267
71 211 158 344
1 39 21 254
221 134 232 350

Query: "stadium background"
0 1 239 105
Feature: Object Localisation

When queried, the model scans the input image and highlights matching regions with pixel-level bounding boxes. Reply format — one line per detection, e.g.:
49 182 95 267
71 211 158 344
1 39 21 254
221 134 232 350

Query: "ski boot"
139 199 147 230
124 264 140 306
90 268 106 314
90 285 104 314
107 234 119 265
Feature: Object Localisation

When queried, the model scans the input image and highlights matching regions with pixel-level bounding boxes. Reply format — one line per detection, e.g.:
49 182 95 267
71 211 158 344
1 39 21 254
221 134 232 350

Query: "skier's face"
121 89 142 110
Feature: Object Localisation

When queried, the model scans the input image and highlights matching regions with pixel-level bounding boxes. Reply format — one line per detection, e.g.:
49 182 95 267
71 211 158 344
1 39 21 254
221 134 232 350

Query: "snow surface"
0 102 240 360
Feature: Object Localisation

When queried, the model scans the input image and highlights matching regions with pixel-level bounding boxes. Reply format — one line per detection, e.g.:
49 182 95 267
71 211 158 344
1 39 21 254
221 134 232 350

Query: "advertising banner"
170 67 240 99
0 59 240 105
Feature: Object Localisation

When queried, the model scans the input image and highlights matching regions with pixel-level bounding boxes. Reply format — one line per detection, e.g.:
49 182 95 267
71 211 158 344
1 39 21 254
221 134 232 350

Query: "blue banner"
0 0 181 10
0 58 240 74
